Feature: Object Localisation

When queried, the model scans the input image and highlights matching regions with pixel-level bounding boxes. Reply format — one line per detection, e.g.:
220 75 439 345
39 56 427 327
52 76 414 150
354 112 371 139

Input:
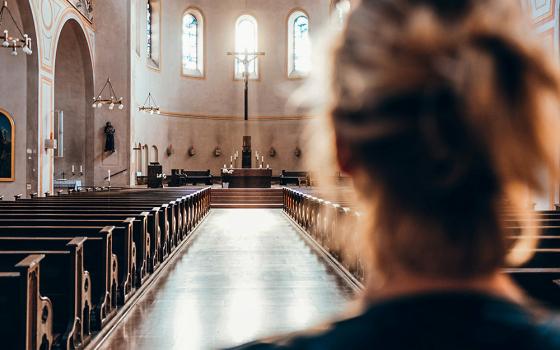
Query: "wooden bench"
280 170 309 186
184 170 213 185
0 236 90 349
0 213 152 286
0 227 116 331
0 254 54 350
0 202 171 265
0 219 135 301
0 187 212 343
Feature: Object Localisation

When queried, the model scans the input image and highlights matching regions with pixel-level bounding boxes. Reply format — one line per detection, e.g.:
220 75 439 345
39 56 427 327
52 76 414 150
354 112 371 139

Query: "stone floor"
97 209 356 350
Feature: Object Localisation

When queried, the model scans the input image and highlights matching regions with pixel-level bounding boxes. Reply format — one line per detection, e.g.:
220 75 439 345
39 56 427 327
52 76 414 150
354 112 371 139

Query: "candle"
108 170 111 182
230 155 233 162
261 156 264 162
71 165 75 173
80 165 83 173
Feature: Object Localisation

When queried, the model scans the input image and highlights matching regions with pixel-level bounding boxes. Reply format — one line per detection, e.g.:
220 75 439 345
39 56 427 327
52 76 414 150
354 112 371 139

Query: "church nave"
94 209 355 350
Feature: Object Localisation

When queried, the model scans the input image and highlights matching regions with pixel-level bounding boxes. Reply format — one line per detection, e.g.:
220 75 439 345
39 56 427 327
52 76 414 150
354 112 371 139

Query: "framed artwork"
0 109 15 182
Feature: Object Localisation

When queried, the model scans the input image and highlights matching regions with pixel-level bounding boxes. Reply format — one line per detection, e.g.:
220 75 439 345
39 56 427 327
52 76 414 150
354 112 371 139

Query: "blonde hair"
327 0 560 279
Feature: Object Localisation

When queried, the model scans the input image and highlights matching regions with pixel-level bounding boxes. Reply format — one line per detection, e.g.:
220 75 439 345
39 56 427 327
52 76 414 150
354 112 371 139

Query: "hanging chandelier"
0 1 32 56
138 92 161 114
92 78 125 110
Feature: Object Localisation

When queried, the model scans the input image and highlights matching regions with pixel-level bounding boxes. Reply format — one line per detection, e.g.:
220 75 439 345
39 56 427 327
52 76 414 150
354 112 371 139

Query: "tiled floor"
97 209 356 350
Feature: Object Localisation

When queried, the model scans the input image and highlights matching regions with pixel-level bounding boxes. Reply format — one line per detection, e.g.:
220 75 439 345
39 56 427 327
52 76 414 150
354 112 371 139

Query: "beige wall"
93 0 131 186
0 3 28 199
131 0 331 178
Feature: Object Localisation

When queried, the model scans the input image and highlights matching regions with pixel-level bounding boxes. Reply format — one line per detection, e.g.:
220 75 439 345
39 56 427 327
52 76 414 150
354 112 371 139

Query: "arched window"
235 15 259 80
333 0 351 28
288 10 310 78
182 9 204 77
146 1 153 58
146 0 161 68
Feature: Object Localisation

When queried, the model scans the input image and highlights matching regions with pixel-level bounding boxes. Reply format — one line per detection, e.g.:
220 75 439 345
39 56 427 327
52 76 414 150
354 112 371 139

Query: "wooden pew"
280 170 309 186
0 227 115 331
1 202 173 259
183 170 213 185
0 254 54 350
0 237 90 349
0 223 133 307
0 212 151 286
0 208 162 273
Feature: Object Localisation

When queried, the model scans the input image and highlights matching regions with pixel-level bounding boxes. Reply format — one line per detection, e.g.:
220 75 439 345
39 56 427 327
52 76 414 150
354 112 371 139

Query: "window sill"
147 58 160 71
182 68 205 79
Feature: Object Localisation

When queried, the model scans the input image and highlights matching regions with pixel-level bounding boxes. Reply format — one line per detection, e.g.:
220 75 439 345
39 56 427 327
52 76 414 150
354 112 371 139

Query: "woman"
233 0 560 348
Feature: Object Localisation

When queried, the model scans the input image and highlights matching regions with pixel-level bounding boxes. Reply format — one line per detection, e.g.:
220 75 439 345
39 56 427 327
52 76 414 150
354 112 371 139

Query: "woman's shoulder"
227 292 560 350
535 315 560 349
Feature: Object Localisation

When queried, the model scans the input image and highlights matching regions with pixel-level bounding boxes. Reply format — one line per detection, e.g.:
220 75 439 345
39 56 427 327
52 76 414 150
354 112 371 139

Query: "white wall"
131 0 331 178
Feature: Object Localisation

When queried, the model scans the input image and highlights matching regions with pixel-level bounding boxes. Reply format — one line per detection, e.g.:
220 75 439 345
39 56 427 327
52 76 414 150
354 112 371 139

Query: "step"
211 196 283 200
211 203 284 209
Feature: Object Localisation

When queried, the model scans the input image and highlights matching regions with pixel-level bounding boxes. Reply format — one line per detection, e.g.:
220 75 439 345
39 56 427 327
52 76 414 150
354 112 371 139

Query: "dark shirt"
230 292 560 350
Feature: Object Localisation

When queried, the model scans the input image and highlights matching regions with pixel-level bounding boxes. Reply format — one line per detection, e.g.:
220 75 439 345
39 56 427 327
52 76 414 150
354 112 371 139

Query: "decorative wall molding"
157 110 313 121
26 0 96 193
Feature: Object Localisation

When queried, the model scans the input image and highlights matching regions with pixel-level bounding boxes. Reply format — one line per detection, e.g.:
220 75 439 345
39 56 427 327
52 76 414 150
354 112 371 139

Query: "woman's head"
328 0 560 280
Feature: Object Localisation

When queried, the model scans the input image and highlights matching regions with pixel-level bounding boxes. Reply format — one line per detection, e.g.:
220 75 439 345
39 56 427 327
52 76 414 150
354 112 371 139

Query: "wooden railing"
283 188 366 283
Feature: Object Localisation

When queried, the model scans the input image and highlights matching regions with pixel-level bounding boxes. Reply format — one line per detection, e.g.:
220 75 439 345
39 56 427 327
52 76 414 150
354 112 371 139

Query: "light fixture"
0 1 32 56
92 78 125 110
138 92 161 115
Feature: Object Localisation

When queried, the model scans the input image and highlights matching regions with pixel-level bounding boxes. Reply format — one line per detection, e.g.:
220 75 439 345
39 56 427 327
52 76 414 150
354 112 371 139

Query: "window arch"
235 15 259 80
287 10 310 78
146 1 153 58
146 0 161 68
182 8 204 77
333 0 351 28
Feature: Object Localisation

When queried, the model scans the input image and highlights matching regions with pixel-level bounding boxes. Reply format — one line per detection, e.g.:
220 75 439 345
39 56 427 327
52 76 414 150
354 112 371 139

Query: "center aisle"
96 209 356 349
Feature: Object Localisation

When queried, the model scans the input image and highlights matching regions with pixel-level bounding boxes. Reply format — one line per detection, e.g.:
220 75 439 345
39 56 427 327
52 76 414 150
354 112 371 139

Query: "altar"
224 168 272 188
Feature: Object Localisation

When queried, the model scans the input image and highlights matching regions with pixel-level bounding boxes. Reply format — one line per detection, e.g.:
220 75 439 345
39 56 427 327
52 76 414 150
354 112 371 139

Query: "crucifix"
227 49 265 121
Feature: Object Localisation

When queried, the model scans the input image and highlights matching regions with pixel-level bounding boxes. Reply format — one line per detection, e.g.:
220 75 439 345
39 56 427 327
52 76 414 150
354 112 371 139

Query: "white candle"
80 165 83 173
230 155 233 162
71 165 75 173
261 156 264 162
108 169 111 182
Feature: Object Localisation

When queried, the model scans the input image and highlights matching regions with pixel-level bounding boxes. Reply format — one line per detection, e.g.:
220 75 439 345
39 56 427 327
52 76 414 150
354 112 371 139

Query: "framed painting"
0 109 14 182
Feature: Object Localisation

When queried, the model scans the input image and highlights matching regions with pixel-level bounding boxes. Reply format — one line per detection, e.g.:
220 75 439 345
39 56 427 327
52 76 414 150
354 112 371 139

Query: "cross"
227 50 265 121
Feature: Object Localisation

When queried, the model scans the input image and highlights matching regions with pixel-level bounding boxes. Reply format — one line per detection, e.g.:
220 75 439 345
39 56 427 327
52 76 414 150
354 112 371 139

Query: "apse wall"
0 3 27 199
131 0 330 178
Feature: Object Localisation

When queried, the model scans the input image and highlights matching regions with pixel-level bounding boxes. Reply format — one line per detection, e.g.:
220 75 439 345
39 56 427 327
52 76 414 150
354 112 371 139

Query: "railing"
104 169 128 181
283 188 366 283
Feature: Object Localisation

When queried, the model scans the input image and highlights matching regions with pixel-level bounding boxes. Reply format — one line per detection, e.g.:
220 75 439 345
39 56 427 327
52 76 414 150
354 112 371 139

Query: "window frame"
286 9 311 79
182 7 205 78
146 0 161 70
330 0 351 29
234 14 260 80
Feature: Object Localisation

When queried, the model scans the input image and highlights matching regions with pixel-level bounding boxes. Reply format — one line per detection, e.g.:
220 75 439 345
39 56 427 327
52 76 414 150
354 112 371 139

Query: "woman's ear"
336 135 356 174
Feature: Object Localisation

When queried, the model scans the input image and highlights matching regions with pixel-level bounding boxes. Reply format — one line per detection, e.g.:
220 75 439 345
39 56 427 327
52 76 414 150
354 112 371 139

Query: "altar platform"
223 168 272 188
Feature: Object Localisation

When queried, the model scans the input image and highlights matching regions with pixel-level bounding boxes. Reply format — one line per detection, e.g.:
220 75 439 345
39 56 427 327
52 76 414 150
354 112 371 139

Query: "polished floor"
97 209 356 350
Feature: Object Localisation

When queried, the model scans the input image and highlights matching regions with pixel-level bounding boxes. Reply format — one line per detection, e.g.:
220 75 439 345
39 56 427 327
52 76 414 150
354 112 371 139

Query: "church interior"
2 0 560 349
